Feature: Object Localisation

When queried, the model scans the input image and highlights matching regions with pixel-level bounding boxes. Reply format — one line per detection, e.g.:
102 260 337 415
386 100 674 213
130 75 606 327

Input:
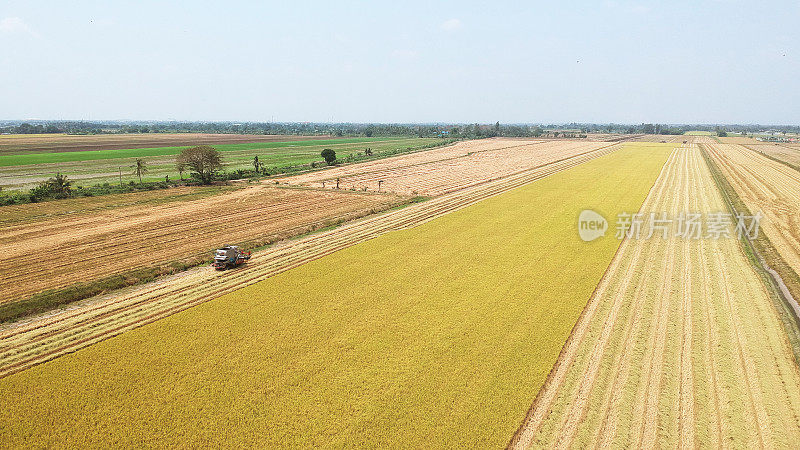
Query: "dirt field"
0 133 329 155
277 138 616 196
0 185 403 304
0 142 621 379
705 142 800 277
512 145 800 448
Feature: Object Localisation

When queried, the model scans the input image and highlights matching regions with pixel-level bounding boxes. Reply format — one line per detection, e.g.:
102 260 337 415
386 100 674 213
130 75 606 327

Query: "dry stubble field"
704 142 800 279
277 138 616 195
746 142 800 168
513 145 800 448
0 185 404 305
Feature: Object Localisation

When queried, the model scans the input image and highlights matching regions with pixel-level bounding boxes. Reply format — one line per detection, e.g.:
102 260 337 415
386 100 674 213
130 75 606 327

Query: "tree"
253 155 261 174
494 121 500 136
176 146 223 184
176 160 186 181
321 148 337 165
132 158 148 184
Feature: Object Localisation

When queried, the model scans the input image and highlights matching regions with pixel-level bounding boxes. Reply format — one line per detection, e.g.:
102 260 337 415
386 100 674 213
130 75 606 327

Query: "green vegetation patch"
0 137 405 167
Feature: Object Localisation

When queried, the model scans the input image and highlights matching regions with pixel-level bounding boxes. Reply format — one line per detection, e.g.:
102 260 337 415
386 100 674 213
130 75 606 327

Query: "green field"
0 137 404 167
0 137 444 190
0 145 670 446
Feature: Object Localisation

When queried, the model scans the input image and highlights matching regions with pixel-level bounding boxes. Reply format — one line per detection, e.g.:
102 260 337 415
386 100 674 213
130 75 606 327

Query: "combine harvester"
212 246 251 270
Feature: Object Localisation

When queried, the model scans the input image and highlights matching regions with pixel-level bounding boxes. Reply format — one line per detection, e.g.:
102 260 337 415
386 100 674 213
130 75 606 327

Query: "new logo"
578 209 608 242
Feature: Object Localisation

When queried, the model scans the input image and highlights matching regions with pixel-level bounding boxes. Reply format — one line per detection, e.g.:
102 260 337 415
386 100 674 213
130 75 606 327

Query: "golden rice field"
0 144 670 447
512 145 800 448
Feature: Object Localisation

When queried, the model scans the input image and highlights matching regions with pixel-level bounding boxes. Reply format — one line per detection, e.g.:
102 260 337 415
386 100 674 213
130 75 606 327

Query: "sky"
1 1 799 124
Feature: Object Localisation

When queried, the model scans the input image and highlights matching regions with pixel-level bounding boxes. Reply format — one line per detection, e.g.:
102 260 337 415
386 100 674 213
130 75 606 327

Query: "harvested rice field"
705 142 800 279
277 138 615 195
512 145 800 448
0 184 405 305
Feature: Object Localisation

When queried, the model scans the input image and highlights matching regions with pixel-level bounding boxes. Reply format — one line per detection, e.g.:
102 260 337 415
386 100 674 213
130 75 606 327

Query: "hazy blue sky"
1 1 798 124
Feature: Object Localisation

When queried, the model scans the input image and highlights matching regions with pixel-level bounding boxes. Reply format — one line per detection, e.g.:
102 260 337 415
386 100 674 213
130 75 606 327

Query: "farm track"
510 145 800 448
0 143 621 378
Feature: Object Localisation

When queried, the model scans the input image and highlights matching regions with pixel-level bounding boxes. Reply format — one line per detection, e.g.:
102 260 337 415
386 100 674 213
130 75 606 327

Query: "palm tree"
49 172 72 196
132 158 148 184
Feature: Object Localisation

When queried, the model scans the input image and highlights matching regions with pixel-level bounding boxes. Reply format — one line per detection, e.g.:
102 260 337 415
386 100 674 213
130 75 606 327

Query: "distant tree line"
2 120 798 138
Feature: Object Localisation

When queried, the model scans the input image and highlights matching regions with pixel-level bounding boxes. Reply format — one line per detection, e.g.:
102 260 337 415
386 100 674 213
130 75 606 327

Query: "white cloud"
440 18 462 32
0 17 33 35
